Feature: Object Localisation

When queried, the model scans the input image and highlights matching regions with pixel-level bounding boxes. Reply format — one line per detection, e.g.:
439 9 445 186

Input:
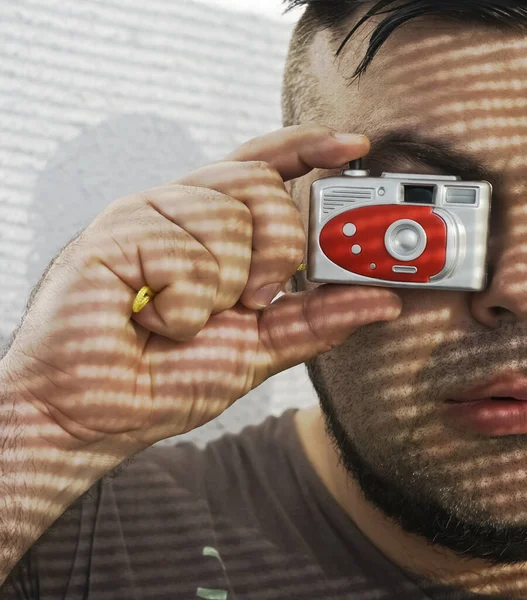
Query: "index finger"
225 125 370 182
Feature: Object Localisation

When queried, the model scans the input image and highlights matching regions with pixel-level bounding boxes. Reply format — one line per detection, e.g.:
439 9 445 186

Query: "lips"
450 375 527 403
444 373 527 436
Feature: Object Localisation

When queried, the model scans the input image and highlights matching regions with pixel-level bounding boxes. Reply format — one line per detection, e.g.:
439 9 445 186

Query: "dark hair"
284 1 527 83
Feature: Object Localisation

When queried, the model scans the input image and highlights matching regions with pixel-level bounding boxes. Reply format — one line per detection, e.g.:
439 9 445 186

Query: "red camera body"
319 205 447 284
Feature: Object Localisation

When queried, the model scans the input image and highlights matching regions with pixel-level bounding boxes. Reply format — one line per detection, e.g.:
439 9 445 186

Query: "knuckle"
294 123 334 138
174 255 219 337
244 160 282 182
176 184 224 207
222 203 252 237
302 292 334 349
157 230 220 289
149 225 191 265
189 249 220 284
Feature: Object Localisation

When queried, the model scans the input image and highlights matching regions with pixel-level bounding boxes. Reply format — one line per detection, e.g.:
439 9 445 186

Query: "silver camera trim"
307 169 492 292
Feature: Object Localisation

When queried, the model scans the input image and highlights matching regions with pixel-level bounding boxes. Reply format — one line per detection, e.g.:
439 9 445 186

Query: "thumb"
255 285 402 385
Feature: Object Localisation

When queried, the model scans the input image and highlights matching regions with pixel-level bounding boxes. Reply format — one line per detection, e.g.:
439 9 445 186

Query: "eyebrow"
364 128 503 187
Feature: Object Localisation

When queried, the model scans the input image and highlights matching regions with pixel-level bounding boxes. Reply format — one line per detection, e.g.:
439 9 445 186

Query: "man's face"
293 18 527 561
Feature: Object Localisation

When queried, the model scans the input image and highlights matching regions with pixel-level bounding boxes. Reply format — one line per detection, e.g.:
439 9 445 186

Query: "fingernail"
333 133 369 145
253 284 281 308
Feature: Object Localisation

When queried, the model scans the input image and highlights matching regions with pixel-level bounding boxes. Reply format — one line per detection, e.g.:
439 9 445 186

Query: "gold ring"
132 286 156 314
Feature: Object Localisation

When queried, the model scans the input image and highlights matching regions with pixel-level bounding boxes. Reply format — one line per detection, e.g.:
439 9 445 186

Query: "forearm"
0 365 126 587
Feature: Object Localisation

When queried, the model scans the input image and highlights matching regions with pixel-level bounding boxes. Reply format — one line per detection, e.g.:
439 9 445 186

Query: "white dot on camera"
343 223 357 237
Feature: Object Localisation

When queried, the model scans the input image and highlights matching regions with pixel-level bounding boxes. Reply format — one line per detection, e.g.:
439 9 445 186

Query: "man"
1 0 527 597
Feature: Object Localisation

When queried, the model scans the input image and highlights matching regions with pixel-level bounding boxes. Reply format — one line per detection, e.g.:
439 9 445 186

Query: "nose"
471 248 527 327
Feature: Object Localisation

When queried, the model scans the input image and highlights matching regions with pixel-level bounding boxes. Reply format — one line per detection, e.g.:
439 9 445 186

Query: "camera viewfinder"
403 184 435 204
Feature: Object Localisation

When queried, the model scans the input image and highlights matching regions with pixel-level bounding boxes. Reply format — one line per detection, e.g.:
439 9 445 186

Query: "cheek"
383 290 468 374
317 290 469 413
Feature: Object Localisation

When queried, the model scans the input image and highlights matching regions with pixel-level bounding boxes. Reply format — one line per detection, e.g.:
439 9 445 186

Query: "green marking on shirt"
197 547 228 599
196 588 228 600
203 546 226 569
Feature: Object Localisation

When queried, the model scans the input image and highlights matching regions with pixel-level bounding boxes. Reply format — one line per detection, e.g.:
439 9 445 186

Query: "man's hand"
1 125 402 455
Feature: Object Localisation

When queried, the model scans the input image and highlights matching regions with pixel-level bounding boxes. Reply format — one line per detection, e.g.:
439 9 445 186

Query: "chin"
308 358 527 565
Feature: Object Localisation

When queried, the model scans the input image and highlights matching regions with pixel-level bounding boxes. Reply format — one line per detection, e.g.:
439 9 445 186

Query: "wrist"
0 356 132 471
0 358 132 585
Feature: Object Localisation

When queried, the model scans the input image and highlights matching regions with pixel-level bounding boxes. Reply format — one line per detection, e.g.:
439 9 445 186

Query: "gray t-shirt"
2 409 497 599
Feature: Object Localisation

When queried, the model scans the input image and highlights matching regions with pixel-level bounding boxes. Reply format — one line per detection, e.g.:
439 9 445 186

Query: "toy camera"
307 159 492 291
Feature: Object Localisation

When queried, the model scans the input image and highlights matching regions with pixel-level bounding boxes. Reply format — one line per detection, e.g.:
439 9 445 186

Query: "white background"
197 0 302 22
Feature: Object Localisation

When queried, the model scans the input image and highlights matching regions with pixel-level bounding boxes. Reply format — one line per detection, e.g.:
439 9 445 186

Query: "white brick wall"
0 0 317 447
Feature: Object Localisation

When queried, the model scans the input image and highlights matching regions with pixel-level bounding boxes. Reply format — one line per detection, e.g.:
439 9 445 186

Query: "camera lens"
385 220 427 262
393 228 419 253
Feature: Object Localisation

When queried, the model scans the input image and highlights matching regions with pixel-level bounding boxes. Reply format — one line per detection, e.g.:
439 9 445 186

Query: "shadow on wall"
27 113 206 288
27 112 276 446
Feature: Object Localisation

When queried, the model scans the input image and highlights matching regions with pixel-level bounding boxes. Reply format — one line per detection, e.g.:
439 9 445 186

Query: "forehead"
310 20 527 171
